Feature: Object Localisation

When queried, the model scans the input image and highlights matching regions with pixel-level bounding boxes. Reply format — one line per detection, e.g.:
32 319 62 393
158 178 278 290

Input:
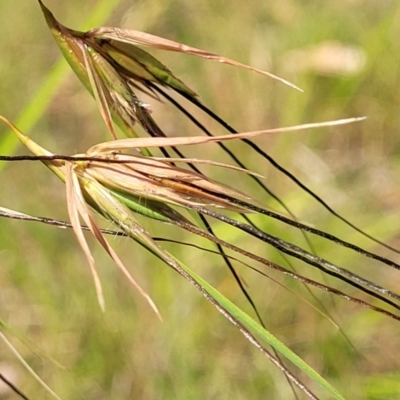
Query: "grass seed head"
38 0 302 143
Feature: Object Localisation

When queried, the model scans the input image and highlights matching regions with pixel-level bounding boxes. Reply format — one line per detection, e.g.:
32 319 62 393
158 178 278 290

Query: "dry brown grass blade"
87 27 302 91
40 155 161 317
79 177 162 319
88 117 366 153
65 164 106 311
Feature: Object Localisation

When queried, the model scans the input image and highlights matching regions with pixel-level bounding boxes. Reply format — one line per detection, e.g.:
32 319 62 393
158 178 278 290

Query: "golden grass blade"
65 165 106 311
0 116 66 181
80 178 162 320
89 117 366 153
87 27 302 91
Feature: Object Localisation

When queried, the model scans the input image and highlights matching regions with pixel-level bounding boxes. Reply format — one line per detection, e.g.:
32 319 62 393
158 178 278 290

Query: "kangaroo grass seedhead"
8 116 398 338
1 114 375 317
1 114 276 317
0 114 272 322
1 115 163 316
38 0 302 142
0 114 364 224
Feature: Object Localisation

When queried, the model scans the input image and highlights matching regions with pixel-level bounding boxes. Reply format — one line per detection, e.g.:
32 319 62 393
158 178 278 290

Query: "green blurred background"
1 0 400 398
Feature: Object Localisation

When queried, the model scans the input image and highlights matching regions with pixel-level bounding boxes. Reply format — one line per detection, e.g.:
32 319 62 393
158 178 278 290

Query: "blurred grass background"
1 0 400 399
